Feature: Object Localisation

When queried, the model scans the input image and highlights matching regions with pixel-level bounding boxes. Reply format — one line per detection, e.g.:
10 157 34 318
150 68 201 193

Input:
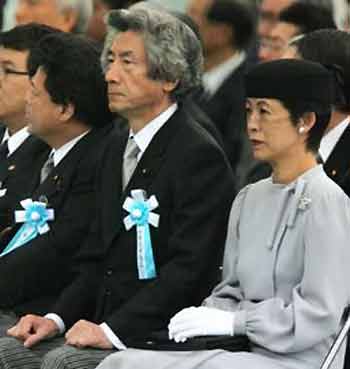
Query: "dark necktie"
0 140 9 161
316 152 324 165
40 153 55 184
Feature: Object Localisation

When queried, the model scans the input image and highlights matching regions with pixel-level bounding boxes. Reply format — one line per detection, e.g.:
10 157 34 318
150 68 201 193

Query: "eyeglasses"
259 37 287 53
0 65 29 79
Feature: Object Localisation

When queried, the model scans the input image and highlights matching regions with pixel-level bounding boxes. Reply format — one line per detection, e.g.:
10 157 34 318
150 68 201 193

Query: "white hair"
56 0 93 33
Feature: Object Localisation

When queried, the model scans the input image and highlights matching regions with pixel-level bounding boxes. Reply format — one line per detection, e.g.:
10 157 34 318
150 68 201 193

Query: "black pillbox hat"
245 59 335 105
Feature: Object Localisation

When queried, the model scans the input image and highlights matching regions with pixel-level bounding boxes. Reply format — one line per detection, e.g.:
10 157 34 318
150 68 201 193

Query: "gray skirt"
96 349 293 369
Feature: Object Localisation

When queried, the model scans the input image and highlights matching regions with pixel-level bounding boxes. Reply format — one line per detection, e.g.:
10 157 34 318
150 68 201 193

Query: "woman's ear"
298 112 316 134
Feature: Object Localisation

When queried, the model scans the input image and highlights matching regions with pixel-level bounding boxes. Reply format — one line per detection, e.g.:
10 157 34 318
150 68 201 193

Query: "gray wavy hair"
57 0 93 33
101 2 204 101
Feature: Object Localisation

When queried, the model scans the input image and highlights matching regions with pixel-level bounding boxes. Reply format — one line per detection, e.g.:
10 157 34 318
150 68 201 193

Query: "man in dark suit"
286 29 350 197
0 4 235 369
0 24 58 232
187 0 255 173
0 31 113 334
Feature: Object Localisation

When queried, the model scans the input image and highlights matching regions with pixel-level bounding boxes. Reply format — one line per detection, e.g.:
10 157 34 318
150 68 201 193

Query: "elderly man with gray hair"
0 3 235 369
15 0 93 33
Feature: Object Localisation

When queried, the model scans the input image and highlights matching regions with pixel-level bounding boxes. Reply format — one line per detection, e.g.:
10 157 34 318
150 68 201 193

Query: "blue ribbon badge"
0 198 55 257
123 189 159 280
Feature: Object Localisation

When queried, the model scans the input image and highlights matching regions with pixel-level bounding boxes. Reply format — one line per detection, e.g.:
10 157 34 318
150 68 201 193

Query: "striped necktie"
40 153 55 184
122 137 140 190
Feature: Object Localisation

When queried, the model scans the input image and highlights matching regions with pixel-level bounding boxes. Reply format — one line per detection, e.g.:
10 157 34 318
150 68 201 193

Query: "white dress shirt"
319 116 350 162
50 130 90 167
46 104 178 349
1 127 30 156
202 52 246 98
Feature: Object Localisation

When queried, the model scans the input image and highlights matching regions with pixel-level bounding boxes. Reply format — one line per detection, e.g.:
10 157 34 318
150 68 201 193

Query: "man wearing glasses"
0 23 57 234
258 2 335 62
258 0 294 40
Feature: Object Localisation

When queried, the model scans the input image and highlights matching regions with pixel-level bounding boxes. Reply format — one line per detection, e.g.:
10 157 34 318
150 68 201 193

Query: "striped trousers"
0 311 18 337
0 337 116 369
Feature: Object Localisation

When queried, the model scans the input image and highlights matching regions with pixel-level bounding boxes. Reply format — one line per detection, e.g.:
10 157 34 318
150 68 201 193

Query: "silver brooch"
298 196 312 210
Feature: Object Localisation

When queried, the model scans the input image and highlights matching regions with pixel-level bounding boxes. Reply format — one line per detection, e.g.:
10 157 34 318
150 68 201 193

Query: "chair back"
321 306 350 369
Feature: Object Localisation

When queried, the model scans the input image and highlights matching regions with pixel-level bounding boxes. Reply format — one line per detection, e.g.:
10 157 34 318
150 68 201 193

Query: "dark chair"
321 306 350 369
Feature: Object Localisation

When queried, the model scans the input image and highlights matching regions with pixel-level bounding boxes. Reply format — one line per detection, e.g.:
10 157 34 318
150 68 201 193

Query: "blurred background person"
258 0 294 40
284 29 350 197
187 0 255 173
259 2 336 61
15 0 93 33
86 0 142 43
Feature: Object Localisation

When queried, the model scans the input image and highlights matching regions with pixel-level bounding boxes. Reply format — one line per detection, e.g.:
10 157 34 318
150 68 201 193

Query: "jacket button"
331 169 337 176
106 269 113 276
105 289 111 296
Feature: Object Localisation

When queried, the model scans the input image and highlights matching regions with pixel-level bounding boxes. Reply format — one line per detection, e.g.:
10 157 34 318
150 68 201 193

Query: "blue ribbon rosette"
0 198 55 257
123 189 159 280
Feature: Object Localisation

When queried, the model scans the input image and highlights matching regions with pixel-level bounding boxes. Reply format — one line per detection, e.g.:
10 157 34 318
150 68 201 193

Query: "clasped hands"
7 315 112 349
168 306 235 343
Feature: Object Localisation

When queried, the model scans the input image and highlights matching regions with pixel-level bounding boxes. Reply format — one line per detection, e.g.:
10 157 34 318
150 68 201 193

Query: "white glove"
168 306 235 343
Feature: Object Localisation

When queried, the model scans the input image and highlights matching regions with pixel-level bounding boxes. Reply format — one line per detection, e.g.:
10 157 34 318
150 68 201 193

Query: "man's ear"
163 80 179 94
59 103 75 122
61 8 78 33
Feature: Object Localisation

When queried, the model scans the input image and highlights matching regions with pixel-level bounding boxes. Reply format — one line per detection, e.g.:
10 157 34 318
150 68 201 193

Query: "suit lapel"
123 108 184 199
0 160 12 186
0 135 46 187
102 131 127 246
105 108 185 245
32 129 100 204
324 124 350 181
0 127 5 143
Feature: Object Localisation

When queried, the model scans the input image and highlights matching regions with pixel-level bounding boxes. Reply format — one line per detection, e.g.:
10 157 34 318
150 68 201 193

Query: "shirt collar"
2 126 30 156
51 130 90 167
130 103 178 159
319 116 350 162
203 51 246 97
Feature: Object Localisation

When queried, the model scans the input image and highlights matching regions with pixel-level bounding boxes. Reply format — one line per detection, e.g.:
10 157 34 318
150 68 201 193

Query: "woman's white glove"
168 306 235 343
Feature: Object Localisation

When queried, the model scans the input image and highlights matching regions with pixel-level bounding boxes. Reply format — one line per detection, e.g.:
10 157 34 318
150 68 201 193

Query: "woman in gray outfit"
96 59 350 369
